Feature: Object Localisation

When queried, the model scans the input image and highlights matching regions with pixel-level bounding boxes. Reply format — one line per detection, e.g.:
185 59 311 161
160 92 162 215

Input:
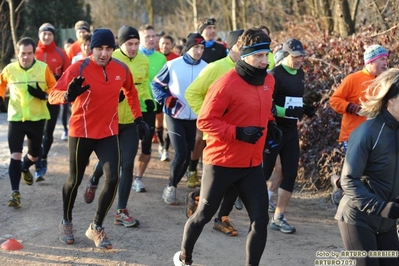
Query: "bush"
273 22 399 191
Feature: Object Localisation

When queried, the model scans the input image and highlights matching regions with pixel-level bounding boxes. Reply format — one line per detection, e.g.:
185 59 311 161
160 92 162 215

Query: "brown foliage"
278 22 399 191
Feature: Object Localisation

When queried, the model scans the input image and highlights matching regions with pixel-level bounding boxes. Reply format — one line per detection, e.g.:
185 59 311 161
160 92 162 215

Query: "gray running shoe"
269 216 296 234
59 219 75 244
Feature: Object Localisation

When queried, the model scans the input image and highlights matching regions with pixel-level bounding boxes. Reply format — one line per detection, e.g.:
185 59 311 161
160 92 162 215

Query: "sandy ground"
0 112 345 266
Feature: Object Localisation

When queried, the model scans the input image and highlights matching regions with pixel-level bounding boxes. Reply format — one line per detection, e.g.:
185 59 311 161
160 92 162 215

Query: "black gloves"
303 105 316 118
28 82 48 100
285 106 303 119
64 76 90 102
346 103 361 115
145 99 155 112
266 121 282 148
380 202 399 220
134 116 150 140
236 126 265 144
119 90 125 103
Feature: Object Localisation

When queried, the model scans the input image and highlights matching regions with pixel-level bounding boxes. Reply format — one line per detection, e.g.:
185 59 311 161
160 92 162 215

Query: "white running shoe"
132 177 146 192
160 149 169 161
162 186 179 205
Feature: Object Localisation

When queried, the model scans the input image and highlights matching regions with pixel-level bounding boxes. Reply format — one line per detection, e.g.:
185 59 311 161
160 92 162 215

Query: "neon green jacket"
185 55 235 115
140 50 166 112
0 60 56 122
112 49 152 123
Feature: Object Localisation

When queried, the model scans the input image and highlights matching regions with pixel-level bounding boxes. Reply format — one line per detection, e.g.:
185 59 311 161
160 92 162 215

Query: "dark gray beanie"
118 25 140 45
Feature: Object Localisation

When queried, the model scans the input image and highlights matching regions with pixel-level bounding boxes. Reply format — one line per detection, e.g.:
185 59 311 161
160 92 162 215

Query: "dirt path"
0 113 344 265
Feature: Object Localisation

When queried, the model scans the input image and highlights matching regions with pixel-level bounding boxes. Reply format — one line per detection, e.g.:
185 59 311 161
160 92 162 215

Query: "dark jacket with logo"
335 109 399 233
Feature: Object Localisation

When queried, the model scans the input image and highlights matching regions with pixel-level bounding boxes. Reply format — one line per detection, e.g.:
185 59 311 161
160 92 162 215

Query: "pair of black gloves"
236 121 282 146
64 76 150 140
118 91 155 112
285 105 316 119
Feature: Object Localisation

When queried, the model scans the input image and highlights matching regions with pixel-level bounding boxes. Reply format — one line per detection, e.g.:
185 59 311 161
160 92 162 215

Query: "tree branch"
371 22 399 37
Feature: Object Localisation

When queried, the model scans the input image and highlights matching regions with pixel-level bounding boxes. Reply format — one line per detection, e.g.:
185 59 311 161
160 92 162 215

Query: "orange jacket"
329 69 375 142
48 56 142 139
198 69 275 168
66 41 81 61
36 41 70 78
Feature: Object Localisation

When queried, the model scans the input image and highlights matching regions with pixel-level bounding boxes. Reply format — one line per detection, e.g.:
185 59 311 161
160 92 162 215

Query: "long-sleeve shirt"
48 56 142 139
198 69 275 167
329 69 374 142
0 60 56 122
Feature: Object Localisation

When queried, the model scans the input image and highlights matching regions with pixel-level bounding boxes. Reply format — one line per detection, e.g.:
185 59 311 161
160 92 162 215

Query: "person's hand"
303 105 316 118
266 121 282 148
28 82 48 100
236 126 265 144
285 106 303 118
346 102 361 115
145 99 155 112
134 116 150 140
64 76 90 102
165 96 177 109
380 202 399 219
119 90 125 103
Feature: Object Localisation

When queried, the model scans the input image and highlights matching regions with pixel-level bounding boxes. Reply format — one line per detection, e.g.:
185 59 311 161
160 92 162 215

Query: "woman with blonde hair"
335 68 399 266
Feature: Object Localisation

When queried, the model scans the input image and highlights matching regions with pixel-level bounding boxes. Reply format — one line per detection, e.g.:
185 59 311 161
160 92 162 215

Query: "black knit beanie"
90 28 116 50
38 23 55 36
118 25 140 45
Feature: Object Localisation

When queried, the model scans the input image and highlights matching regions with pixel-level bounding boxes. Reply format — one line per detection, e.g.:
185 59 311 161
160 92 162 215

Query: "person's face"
64 42 72 50
80 40 91 56
387 95 399 121
243 51 269 69
39 31 54 46
285 54 304 70
159 37 173 55
92 45 113 67
368 56 388 76
120 38 140 58
187 44 205 60
76 29 88 40
140 29 156 50
202 25 216 41
18 44 35 69
173 46 182 56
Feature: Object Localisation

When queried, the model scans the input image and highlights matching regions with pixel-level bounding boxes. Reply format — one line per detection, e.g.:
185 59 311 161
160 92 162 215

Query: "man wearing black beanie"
196 17 226 63
49 27 150 249
84 25 154 228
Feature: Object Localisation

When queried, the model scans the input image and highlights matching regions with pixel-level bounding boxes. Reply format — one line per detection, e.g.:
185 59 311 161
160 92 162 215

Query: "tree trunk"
146 0 154 25
6 0 17 53
231 0 236 30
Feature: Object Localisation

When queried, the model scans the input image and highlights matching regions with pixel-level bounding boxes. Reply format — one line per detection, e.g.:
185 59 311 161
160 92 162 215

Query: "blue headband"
240 42 271 58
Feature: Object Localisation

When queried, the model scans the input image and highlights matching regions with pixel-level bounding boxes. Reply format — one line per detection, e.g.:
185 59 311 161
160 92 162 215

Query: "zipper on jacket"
103 67 108 82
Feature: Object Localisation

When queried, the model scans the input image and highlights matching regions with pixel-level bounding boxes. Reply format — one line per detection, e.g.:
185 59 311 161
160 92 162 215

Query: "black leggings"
63 136 120 226
61 103 69 131
181 164 268 266
92 123 139 210
262 130 299 192
338 221 399 266
36 103 60 167
141 112 156 155
165 115 196 187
